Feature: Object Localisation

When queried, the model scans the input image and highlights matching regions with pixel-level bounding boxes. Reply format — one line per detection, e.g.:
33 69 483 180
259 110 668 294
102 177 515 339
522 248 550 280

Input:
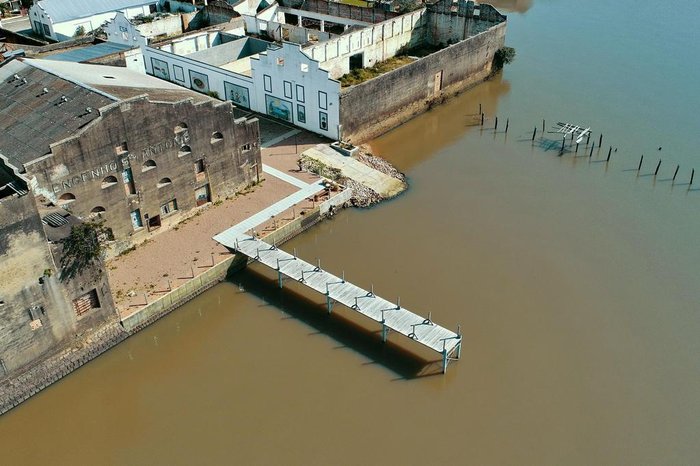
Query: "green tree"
493 46 516 71
74 25 86 37
59 219 110 280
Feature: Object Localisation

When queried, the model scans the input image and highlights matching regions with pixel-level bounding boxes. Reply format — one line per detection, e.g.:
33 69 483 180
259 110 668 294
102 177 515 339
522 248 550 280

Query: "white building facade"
29 0 160 41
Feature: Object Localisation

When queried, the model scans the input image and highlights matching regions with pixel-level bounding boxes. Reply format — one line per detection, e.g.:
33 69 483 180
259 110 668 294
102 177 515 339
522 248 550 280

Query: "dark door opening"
148 214 161 230
349 53 363 71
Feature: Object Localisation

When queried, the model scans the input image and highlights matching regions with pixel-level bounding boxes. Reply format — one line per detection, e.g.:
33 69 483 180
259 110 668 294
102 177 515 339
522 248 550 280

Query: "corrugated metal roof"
46 42 132 62
0 59 114 170
36 0 159 24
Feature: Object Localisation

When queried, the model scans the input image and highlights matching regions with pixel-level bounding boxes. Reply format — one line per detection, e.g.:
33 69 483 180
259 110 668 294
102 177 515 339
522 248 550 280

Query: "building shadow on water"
230 267 444 380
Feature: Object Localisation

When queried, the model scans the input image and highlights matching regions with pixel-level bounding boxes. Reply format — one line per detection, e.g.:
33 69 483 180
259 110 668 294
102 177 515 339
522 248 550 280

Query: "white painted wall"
142 41 341 139
29 3 157 41
304 9 426 79
252 42 340 139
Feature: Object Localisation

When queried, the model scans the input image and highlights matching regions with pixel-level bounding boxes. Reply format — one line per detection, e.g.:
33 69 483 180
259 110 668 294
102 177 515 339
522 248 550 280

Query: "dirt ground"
108 129 330 317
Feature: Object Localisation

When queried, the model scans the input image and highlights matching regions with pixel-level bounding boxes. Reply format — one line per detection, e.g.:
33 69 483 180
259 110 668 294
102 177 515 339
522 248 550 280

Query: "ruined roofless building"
0 58 261 254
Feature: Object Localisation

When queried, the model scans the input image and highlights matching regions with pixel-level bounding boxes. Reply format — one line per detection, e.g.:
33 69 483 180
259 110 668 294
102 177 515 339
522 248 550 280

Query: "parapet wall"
339 22 506 143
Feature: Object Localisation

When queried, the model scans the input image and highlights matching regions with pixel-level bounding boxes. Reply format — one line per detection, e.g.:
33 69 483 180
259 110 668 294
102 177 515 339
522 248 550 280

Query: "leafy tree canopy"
59 220 110 281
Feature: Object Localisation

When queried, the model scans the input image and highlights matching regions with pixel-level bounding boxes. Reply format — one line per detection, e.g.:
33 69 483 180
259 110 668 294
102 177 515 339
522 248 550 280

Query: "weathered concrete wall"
0 193 117 375
26 97 261 250
339 22 506 143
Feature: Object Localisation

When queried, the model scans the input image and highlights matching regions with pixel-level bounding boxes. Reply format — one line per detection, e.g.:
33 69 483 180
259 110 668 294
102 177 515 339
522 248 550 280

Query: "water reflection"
369 72 511 171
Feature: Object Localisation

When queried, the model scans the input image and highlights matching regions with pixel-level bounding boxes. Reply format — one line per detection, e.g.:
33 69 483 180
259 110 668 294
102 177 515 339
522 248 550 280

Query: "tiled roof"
0 59 114 170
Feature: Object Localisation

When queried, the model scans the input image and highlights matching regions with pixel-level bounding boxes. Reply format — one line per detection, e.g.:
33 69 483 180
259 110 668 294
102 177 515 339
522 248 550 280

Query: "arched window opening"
142 159 157 172
101 175 118 189
210 131 223 144
174 122 188 133
178 145 192 157
57 193 75 205
157 178 172 188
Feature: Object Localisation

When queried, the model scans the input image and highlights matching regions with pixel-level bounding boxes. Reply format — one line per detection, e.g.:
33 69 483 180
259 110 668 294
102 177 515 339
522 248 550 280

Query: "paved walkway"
213 180 326 243
262 164 309 189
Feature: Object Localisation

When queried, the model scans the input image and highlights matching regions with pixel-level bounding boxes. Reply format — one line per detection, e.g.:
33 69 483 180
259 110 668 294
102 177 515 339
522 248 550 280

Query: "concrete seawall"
340 22 507 144
0 189 352 416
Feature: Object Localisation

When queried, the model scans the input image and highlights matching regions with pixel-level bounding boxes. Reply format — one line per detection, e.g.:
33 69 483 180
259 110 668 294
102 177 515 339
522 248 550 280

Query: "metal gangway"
214 233 463 373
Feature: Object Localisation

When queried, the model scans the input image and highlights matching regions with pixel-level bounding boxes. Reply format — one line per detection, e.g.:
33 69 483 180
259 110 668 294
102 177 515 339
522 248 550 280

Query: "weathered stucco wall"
0 194 117 375
26 97 261 249
339 22 506 144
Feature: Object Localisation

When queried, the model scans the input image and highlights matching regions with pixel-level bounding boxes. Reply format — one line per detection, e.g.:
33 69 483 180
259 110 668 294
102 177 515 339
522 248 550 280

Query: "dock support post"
673 165 680 182
382 321 388 343
532 127 537 141
327 294 333 313
456 325 462 359
278 270 283 289
442 349 448 374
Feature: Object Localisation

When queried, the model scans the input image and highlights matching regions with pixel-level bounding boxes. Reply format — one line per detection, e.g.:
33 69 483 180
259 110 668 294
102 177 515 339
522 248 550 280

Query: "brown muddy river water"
2 1 700 464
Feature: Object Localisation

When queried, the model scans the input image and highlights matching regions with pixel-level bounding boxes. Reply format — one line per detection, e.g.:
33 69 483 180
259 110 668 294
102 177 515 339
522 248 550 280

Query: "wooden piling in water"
606 148 612 162
599 133 603 147
607 146 612 159
690 169 695 186
494 116 498 131
532 127 537 141
576 143 579 153
505 118 509 133
481 113 484 126
479 103 482 114
589 142 595 158
638 155 644 172
560 136 565 154
542 119 545 132
586 132 591 145
673 165 680 182
654 160 662 176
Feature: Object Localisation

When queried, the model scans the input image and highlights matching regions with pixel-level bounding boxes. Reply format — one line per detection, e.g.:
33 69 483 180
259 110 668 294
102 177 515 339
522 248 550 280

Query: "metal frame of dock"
215 233 463 373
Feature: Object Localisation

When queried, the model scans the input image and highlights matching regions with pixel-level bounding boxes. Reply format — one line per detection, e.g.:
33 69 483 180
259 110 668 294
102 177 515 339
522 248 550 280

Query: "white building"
29 0 161 41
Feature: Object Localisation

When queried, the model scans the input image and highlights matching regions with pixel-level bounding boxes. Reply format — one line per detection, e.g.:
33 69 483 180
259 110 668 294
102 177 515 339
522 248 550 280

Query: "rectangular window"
42 24 50 36
283 81 293 99
263 74 272 93
115 141 128 154
189 70 210 94
194 159 205 174
241 143 252 151
265 95 293 122
173 65 185 82
318 90 328 110
160 199 178 217
72 289 100 317
122 168 136 195
297 104 306 123
224 81 250 109
195 185 210 207
195 159 205 182
130 209 143 229
319 111 328 131
296 84 305 102
151 57 170 81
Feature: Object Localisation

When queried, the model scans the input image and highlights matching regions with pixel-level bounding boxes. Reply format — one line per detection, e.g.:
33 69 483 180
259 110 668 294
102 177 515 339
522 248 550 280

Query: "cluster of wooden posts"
474 104 696 189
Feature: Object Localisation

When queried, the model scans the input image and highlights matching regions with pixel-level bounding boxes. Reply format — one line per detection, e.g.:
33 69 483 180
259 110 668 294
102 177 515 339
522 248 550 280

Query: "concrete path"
262 164 309 189
213 181 326 243
302 145 405 198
